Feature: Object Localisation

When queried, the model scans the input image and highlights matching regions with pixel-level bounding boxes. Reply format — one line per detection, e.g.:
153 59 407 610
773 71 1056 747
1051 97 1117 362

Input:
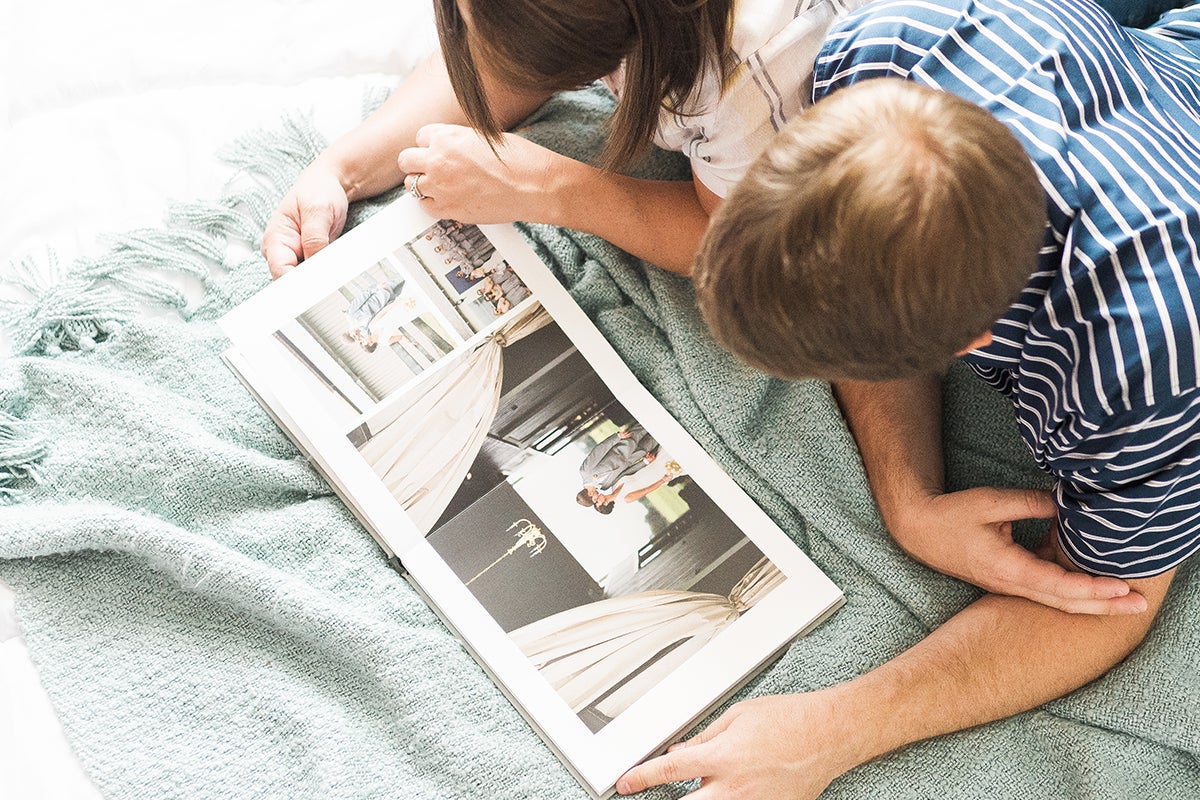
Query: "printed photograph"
404 219 533 333
348 310 784 732
272 219 533 423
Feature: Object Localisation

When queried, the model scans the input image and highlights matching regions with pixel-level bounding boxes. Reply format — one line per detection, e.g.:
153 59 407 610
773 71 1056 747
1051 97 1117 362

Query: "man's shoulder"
816 0 1101 95
823 0 975 48
832 0 1086 32
815 0 974 94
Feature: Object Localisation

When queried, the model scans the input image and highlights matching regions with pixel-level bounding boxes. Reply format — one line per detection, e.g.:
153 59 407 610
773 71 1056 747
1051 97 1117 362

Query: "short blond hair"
695 79 1046 382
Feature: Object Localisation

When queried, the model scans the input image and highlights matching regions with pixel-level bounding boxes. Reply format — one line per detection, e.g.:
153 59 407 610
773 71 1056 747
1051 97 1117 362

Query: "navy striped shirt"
814 0 1200 576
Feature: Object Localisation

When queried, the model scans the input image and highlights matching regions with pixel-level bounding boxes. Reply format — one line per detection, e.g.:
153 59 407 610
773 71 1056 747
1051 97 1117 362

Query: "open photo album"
218 196 844 799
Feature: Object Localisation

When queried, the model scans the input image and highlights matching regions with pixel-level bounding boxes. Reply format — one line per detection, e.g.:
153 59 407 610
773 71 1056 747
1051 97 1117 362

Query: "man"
619 0 1198 796
343 278 407 353
577 423 660 501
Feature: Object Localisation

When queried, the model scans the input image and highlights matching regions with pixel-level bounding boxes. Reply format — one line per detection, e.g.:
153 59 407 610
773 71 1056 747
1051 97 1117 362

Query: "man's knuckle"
1058 599 1088 615
989 561 1017 589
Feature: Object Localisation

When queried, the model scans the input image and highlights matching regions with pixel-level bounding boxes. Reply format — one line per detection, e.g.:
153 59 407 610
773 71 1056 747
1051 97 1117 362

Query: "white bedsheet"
1 2 436 796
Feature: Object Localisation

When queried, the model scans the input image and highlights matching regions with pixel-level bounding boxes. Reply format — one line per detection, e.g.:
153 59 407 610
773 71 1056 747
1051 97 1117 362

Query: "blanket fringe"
218 115 329 198
168 194 268 246
0 109 344 354
0 252 136 356
0 408 48 504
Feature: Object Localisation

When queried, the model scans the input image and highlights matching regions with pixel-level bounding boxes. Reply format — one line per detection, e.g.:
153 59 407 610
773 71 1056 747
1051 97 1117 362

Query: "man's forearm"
833 375 946 525
825 575 1171 772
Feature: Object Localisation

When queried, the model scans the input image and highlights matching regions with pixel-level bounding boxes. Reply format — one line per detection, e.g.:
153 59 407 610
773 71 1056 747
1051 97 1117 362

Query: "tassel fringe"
0 104 357 354
0 409 48 503
0 252 136 356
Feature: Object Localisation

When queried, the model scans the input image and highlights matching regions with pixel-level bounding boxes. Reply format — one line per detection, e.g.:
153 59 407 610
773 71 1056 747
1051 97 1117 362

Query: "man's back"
815 0 1200 576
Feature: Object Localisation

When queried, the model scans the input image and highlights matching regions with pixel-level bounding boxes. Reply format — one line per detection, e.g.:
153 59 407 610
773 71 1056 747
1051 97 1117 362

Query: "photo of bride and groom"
575 424 686 515
271 257 463 424
341 275 455 364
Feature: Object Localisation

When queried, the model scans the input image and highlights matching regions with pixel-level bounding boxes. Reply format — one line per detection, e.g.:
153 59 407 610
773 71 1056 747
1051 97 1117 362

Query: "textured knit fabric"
816 0 1200 578
0 85 1197 799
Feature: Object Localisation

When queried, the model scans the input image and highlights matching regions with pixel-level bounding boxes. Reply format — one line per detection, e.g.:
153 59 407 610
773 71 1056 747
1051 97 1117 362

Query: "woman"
262 0 1183 280
263 0 873 278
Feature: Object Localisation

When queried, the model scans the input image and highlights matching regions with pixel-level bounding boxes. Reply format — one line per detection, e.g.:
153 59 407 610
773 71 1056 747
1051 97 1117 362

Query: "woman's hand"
262 162 350 279
396 124 565 225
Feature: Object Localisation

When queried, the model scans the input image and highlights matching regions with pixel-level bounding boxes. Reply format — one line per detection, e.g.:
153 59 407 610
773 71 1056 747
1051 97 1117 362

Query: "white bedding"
1 2 436 796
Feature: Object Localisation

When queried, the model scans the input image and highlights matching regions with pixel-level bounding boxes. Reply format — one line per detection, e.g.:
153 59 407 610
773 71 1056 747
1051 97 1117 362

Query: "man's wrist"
819 669 919 773
794 686 887 780
876 486 942 542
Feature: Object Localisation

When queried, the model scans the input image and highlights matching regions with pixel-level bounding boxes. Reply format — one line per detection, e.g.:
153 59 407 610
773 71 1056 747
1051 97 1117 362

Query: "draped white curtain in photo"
510 557 784 720
356 302 552 532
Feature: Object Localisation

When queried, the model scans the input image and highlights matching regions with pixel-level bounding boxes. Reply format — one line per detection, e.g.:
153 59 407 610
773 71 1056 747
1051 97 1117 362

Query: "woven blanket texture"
0 85 1197 800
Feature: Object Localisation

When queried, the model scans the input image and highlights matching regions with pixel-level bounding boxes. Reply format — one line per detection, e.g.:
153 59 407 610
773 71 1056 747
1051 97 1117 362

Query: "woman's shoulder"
729 0 868 59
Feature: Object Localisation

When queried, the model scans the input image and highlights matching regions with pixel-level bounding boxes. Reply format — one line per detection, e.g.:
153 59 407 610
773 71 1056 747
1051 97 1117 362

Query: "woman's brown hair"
434 0 734 170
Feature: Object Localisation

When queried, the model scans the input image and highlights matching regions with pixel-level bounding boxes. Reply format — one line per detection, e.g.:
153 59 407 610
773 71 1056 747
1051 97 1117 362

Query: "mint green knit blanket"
1 87 1196 799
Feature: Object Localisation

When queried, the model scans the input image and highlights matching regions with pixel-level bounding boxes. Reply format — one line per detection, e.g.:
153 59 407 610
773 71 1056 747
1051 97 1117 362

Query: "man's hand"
617 693 854 800
893 487 1145 614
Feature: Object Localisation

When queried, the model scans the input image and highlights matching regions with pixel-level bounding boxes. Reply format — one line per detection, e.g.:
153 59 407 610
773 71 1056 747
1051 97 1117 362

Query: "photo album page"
219 197 843 799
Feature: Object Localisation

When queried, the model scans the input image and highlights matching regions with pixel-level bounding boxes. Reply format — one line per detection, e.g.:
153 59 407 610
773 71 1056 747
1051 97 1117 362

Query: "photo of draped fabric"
510 558 784 722
355 302 552 531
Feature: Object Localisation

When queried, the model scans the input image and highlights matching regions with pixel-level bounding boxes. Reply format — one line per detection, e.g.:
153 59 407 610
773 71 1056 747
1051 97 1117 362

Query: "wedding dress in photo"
356 302 551 531
511 557 784 720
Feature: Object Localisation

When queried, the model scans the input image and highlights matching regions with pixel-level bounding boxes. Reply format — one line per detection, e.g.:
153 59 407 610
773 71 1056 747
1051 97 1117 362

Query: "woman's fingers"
262 211 302 279
396 145 430 178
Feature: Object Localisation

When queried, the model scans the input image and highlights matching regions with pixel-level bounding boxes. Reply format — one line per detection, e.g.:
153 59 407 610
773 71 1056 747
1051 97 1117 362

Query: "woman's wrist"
314 138 407 205
535 150 594 229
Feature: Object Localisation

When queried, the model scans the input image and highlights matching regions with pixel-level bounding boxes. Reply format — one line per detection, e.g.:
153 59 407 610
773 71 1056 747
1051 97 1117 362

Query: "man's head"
695 78 1046 382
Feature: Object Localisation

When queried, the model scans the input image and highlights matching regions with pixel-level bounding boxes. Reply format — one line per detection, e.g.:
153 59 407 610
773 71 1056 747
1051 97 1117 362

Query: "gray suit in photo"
345 279 405 332
579 424 659 492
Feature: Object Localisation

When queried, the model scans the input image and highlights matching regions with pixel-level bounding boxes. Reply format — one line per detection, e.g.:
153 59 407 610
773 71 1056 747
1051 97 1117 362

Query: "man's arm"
833 375 1141 613
618 375 1177 797
618 562 1174 799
